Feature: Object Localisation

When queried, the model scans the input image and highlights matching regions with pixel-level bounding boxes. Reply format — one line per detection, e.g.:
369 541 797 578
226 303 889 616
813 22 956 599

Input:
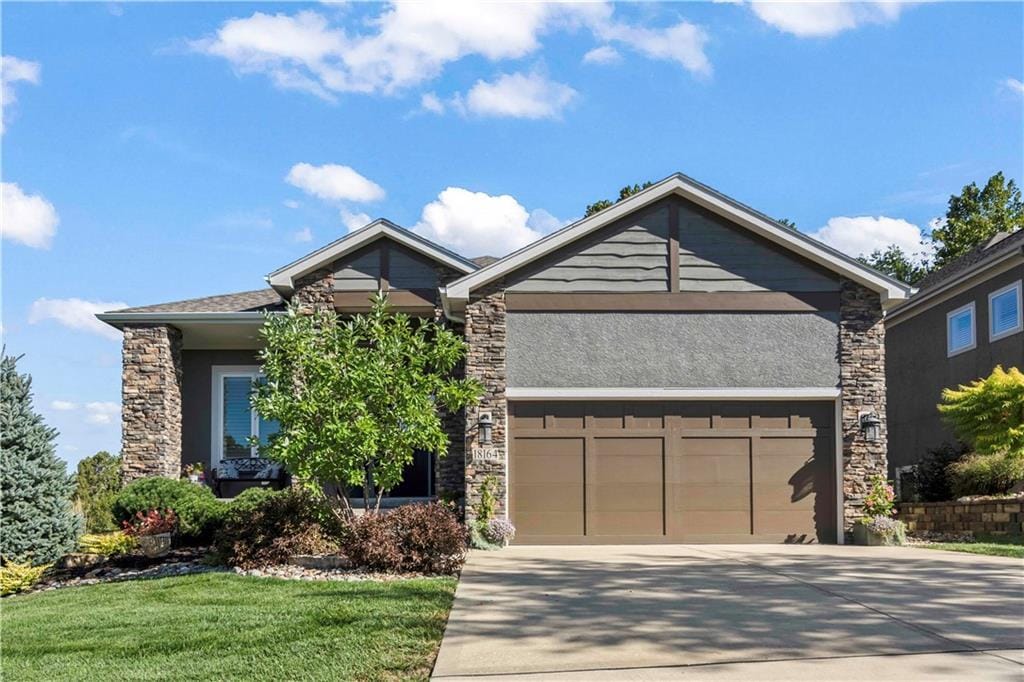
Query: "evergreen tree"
1 353 82 564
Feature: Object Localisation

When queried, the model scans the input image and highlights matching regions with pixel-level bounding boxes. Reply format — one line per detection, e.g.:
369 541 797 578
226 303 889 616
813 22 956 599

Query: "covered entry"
509 400 837 544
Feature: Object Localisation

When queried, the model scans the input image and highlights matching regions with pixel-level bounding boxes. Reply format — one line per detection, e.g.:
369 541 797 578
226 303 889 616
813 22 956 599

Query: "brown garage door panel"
511 437 584 538
509 401 836 544
588 438 664 536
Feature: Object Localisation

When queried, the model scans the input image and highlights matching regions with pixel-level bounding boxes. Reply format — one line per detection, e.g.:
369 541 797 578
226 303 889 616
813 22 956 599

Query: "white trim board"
505 387 841 400
266 219 477 295
444 173 912 307
988 279 1023 342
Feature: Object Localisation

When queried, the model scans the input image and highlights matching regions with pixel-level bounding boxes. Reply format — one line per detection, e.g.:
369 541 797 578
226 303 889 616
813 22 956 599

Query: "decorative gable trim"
443 174 912 310
266 219 478 296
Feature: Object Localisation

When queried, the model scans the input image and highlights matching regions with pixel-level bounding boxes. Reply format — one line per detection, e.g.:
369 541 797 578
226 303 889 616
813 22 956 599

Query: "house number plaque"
471 447 501 462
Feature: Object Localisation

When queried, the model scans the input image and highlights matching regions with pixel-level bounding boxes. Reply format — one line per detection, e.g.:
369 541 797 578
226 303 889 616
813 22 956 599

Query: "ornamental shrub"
78 532 136 557
0 353 82 564
914 442 970 502
947 450 1024 498
112 478 226 543
342 502 466 574
862 475 896 517
939 365 1024 456
74 451 123 533
483 518 516 545
214 488 339 569
0 561 50 596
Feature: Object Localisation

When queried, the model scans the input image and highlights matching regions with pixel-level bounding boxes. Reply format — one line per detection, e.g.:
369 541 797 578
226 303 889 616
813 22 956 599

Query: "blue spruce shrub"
0 353 83 564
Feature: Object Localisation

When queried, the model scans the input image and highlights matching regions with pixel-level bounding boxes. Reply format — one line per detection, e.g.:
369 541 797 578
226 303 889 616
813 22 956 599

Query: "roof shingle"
110 289 285 314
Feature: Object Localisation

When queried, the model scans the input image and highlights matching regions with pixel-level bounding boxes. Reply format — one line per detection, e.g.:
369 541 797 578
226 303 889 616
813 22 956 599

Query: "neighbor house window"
946 302 976 357
988 280 1022 342
211 366 280 463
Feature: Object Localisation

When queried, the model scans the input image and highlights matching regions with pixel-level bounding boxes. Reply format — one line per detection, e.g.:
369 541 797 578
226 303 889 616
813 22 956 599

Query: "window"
989 280 1023 342
946 302 975 357
211 366 280 463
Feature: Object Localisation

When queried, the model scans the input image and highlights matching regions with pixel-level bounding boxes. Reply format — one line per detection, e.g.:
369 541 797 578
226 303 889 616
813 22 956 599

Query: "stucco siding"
508 204 670 293
886 264 1024 471
678 202 839 293
506 311 840 388
181 349 261 469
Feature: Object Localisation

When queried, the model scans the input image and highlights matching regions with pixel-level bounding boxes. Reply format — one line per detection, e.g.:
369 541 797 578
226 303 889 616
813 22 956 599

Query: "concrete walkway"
432 544 1023 680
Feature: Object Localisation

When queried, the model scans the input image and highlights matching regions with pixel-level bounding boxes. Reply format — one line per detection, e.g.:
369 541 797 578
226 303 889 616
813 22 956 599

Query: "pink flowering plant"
856 474 905 545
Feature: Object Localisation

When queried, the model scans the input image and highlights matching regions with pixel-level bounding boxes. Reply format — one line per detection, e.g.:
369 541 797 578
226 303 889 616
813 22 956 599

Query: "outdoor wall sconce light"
859 412 882 442
478 412 493 445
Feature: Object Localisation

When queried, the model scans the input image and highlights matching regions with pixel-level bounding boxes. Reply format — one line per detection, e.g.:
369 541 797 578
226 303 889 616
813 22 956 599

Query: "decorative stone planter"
137 533 172 558
853 521 906 546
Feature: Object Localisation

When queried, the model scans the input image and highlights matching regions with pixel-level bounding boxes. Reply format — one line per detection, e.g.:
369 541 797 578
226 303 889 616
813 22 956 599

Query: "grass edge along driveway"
2 572 457 682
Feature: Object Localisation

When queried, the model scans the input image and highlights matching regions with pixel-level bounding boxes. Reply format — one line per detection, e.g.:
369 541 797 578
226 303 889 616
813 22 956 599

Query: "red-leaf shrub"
214 488 340 569
122 508 177 536
341 502 466 574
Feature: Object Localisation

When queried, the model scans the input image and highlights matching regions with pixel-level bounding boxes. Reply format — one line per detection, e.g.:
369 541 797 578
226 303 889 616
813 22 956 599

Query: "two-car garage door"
509 401 837 544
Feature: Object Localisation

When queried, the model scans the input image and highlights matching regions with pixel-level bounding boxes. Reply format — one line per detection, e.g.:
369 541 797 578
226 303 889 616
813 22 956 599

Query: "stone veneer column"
463 282 507 524
121 324 183 482
839 278 888 532
292 267 334 313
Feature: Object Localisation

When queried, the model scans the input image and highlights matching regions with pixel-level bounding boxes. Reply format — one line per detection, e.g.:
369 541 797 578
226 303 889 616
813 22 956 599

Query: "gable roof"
443 173 913 307
266 218 478 296
916 229 1024 292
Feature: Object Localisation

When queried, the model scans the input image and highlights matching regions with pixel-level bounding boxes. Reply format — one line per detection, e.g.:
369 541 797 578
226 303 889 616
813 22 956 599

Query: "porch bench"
212 458 289 498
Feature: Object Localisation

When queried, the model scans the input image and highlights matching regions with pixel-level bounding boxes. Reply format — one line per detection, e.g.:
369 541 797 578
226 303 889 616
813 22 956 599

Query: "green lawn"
2 572 457 682
919 535 1024 559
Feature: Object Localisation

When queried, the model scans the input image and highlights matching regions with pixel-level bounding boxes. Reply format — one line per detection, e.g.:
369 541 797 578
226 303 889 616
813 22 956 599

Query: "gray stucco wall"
887 264 1024 471
181 349 261 468
506 311 840 388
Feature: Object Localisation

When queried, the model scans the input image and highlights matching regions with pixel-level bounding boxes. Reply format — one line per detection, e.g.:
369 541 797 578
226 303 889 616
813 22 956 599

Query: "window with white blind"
946 302 976 357
989 280 1022 342
211 366 280 463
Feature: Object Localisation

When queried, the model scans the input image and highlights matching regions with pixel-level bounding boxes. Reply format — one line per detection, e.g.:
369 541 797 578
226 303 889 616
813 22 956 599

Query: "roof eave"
96 311 277 330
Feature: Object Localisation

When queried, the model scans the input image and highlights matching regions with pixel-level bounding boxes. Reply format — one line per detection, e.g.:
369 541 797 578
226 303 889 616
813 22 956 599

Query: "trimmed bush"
0 561 50 596
112 478 226 544
214 488 339 569
342 502 466 574
74 451 123 533
915 442 970 502
947 450 1024 498
78 532 136 557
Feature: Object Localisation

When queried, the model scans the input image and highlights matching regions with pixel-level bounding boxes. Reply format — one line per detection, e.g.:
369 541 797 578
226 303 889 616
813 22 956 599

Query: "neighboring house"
886 229 1024 482
98 173 911 544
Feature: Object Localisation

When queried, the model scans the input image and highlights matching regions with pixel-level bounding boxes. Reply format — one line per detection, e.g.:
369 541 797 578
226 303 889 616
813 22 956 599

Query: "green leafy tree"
776 218 797 230
584 181 654 217
252 295 483 518
938 365 1024 456
1 353 82 564
931 172 1024 268
858 244 929 285
74 451 123 532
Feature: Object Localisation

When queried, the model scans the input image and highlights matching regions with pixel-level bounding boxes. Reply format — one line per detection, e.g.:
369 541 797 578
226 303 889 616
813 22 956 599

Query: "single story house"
886 228 1023 487
98 173 912 544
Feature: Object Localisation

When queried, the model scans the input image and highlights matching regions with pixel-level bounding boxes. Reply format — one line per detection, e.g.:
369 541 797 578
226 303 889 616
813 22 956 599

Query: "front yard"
2 573 456 682
917 536 1024 559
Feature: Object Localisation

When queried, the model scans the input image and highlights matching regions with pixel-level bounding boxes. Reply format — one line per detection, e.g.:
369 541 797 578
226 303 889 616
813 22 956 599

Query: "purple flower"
483 518 516 544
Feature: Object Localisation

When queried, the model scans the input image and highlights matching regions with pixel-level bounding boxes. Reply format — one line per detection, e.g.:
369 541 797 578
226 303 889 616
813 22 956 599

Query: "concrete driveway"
432 545 1023 680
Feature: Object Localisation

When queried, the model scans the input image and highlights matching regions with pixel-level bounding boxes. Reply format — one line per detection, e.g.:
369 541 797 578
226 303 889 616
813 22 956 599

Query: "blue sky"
2 1 1022 467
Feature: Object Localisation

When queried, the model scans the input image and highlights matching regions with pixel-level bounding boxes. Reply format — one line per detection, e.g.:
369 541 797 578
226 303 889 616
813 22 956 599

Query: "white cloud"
283 199 301 209
285 163 385 202
594 20 711 76
582 45 621 65
190 4 711 100
28 298 128 341
1 55 41 134
292 227 313 242
808 215 930 259
1 182 59 249
340 208 372 231
51 400 78 411
420 91 445 114
84 402 120 425
463 71 577 120
747 1 910 38
1002 77 1024 96
412 186 562 256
